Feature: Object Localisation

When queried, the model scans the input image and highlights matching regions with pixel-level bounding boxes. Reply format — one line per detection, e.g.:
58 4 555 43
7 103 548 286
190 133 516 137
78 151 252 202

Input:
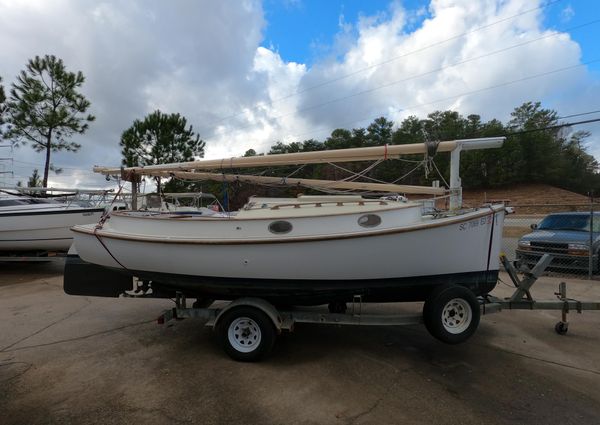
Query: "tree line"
1 55 597 202
253 103 598 194
178 102 599 208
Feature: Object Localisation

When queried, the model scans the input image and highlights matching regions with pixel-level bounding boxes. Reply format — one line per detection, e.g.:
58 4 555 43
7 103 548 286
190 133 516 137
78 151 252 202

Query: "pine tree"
120 110 205 193
4 55 95 187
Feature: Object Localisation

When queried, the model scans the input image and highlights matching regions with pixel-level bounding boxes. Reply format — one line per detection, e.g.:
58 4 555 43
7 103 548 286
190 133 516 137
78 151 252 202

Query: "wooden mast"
93 140 467 175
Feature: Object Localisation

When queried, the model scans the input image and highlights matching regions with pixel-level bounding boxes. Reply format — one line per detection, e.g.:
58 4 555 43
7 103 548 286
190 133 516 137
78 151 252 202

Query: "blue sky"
264 0 600 71
263 0 410 64
543 1 600 73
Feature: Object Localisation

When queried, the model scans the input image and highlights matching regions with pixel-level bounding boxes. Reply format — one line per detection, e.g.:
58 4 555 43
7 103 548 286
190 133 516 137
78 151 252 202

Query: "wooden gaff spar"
93 137 505 206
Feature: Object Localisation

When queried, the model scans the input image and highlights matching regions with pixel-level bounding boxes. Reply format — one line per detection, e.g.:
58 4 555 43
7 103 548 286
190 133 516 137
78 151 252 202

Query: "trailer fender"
211 298 284 333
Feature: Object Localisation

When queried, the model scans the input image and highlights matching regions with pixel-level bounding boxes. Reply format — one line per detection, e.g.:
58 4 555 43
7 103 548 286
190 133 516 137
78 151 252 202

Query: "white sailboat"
0 190 105 252
66 137 506 305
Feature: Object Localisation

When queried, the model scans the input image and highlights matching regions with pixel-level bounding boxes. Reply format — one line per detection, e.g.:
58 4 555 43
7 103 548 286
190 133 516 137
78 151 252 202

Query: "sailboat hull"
68 207 504 303
0 208 105 252
64 253 496 304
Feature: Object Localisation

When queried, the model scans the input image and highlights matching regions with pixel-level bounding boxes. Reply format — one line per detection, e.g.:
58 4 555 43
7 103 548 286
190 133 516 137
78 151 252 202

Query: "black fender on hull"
63 255 498 305
63 255 133 297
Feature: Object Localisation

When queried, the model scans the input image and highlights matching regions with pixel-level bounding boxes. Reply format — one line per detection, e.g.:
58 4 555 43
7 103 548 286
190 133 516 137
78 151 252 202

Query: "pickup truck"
516 212 600 273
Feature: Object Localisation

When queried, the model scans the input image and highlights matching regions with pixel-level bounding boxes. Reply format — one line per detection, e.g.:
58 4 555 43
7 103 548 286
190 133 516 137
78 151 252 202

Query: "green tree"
366 117 394 146
27 169 42 187
507 101 563 184
393 115 425 145
324 128 353 150
301 139 325 152
559 130 598 192
4 55 95 187
120 110 205 193
268 141 289 154
216 102 600 195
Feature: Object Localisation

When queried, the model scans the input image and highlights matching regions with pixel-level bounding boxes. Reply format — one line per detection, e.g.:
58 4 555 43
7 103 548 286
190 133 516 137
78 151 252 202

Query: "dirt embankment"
463 184 591 210
462 184 594 238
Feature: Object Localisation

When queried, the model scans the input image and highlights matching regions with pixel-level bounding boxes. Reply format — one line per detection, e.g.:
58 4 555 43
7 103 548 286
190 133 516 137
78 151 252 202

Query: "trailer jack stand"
553 281 569 335
491 254 600 335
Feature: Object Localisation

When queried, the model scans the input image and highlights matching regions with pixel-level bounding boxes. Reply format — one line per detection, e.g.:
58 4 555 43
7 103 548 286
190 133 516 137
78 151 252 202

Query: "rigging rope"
92 182 132 272
430 159 450 188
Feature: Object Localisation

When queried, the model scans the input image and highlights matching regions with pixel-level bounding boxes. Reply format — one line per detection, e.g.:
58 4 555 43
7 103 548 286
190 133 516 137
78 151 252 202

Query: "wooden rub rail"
267 200 390 210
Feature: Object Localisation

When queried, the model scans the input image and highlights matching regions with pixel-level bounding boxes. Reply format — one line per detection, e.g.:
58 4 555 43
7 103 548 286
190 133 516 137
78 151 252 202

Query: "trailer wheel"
216 307 276 362
423 285 480 344
555 321 569 335
192 298 214 309
328 300 347 314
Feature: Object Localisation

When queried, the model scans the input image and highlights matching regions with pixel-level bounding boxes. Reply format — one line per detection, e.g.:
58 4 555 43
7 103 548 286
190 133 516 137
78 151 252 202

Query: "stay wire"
199 0 566 133
284 58 600 143
202 13 597 142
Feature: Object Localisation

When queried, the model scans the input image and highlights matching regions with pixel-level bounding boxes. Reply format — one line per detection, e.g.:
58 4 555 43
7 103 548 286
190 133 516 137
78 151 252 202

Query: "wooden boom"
93 137 504 196
151 171 446 195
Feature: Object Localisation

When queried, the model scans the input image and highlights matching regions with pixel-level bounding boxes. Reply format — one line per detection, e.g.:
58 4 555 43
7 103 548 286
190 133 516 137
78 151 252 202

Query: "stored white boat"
66 137 506 305
60 137 600 360
140 192 220 215
71 194 504 304
0 191 104 252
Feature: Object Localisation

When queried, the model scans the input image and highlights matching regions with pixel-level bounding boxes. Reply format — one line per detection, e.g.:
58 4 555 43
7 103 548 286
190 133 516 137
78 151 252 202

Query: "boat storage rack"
157 253 600 361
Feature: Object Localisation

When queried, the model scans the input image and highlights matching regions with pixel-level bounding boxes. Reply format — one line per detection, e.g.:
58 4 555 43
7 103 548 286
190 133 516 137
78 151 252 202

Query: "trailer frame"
155 253 600 360
0 251 67 262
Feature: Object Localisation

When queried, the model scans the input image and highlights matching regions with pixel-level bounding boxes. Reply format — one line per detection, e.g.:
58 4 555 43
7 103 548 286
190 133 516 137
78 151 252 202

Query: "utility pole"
589 190 594 280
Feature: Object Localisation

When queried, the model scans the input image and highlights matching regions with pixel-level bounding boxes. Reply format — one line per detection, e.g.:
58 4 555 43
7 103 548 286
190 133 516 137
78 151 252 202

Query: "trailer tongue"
153 254 600 361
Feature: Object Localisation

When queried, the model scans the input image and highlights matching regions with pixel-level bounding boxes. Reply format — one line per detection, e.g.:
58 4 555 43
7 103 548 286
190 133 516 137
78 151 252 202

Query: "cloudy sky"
0 0 599 189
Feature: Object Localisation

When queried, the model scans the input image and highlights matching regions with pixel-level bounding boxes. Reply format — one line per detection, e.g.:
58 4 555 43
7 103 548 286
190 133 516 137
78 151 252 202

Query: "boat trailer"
157 253 600 361
484 254 600 334
0 251 67 262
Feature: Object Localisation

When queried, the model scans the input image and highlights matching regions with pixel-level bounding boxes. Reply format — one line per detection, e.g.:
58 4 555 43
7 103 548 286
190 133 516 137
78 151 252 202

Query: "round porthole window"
358 214 381 228
268 220 293 234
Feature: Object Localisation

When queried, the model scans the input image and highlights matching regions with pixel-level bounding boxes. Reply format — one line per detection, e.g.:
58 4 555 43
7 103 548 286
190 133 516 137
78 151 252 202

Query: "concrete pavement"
1 261 599 424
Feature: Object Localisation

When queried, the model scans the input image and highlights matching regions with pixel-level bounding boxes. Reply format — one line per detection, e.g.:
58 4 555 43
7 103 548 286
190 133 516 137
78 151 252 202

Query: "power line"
508 117 600 136
12 159 95 171
280 59 600 143
202 17 600 142
556 110 600 120
200 0 567 133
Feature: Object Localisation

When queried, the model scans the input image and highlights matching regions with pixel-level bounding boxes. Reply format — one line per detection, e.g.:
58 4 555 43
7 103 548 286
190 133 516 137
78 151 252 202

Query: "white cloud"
561 5 575 23
294 0 588 136
0 0 598 190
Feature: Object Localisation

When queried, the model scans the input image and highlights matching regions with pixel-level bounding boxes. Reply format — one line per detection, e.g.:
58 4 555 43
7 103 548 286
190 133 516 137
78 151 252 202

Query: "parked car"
516 212 600 273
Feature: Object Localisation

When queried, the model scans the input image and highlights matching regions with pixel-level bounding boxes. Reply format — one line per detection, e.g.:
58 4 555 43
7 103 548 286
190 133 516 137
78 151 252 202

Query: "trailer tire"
216 306 276 362
554 321 568 335
423 285 480 344
192 298 214 309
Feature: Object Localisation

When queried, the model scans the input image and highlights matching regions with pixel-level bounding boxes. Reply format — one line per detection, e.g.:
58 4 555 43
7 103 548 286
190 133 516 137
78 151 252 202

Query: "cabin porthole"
268 220 293 234
358 214 381 228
